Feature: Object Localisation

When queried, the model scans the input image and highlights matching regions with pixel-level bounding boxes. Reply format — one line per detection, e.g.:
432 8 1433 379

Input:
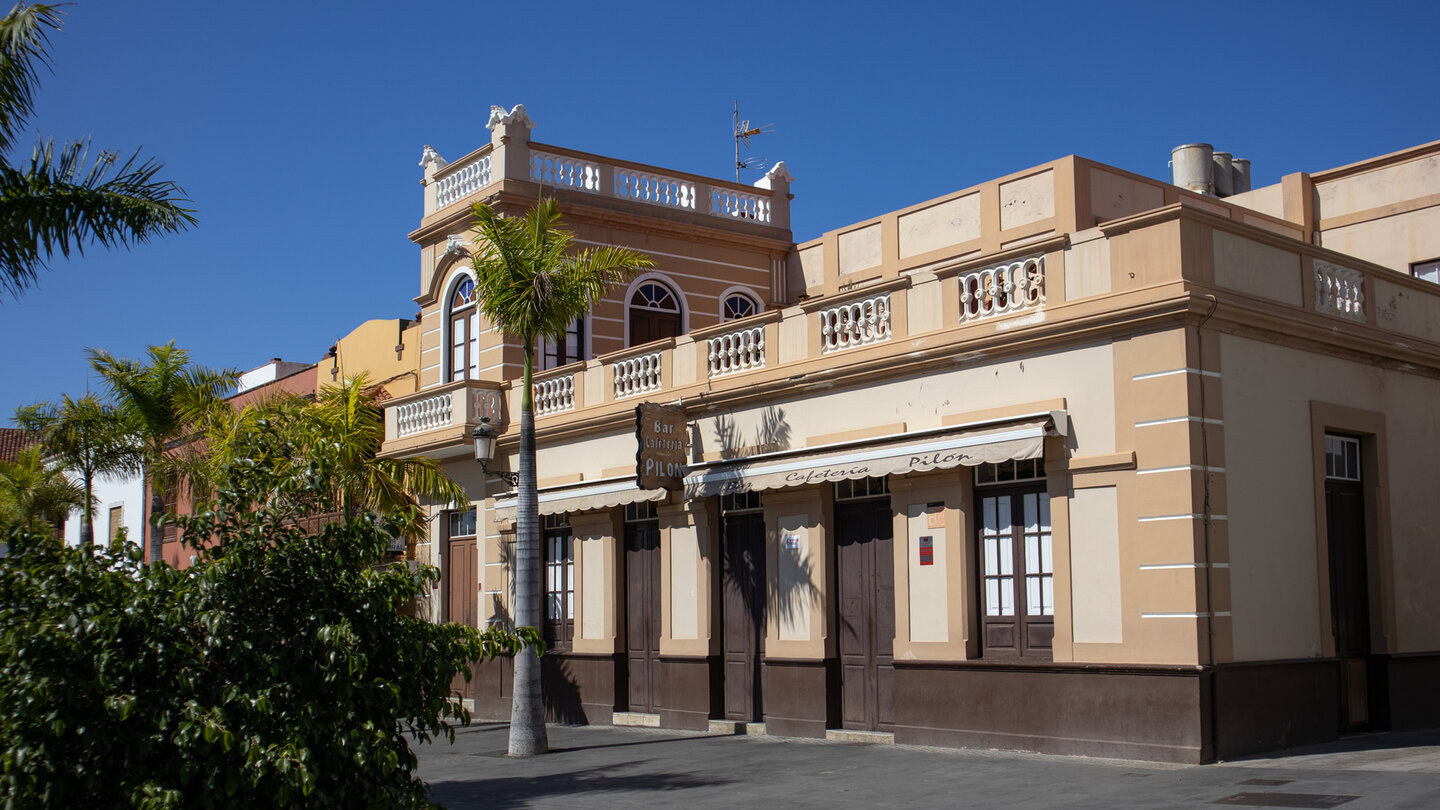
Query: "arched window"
628 280 682 346
446 274 480 381
722 292 759 321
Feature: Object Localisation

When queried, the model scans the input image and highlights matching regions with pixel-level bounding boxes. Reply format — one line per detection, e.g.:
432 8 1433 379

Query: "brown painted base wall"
763 659 838 738
893 663 1207 763
1382 653 1440 732
466 653 620 725
1212 659 1338 761
659 656 721 730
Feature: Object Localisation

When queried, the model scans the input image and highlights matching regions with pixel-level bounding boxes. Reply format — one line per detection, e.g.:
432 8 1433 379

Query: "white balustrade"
614 168 697 211
958 256 1046 323
710 187 771 223
1314 260 1366 322
707 325 766 378
396 393 453 437
533 374 576 416
820 294 891 353
613 352 663 399
435 155 492 209
530 151 602 192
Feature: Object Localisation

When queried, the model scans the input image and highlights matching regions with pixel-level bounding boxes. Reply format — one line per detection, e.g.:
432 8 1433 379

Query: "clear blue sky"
2 0 1437 418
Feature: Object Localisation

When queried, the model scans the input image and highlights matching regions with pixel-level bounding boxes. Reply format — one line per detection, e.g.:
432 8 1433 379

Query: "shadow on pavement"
429 761 732 809
1227 728 1440 763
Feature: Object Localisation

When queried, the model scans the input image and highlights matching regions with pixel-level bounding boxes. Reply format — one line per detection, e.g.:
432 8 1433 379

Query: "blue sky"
2 0 1437 418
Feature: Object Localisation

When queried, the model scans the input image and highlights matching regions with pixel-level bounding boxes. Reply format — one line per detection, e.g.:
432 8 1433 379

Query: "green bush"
0 439 535 808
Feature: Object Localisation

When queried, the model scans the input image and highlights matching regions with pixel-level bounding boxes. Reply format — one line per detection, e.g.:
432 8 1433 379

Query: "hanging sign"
636 402 689 491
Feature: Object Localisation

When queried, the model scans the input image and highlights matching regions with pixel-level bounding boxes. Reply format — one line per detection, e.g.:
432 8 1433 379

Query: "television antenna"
734 100 774 182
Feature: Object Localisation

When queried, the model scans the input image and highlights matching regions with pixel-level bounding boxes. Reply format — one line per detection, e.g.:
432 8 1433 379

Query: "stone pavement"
415 723 1440 809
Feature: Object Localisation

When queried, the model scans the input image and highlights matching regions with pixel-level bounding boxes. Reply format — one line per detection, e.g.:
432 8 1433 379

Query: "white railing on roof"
613 352 663 399
533 374 576 417
707 325 765 378
396 392 453 437
531 151 603 192
711 187 771 224
435 155 492 209
959 255 1046 323
614 168 697 211
820 294 891 353
1314 260 1365 322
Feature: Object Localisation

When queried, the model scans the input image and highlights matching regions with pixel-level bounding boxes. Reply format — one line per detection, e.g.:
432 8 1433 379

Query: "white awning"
492 476 668 520
683 415 1057 499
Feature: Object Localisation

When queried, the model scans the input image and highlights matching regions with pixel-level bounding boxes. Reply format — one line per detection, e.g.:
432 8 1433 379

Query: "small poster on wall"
919 535 934 565
926 502 945 529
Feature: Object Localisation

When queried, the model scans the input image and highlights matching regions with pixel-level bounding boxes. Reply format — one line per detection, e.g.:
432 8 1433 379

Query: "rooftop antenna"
733 100 773 182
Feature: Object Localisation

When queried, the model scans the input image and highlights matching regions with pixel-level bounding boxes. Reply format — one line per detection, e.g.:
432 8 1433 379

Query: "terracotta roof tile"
0 428 34 463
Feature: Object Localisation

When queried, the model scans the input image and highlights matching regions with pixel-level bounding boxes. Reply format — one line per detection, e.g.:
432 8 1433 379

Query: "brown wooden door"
625 519 662 713
1327 477 1372 733
722 511 767 722
835 498 895 731
447 538 478 628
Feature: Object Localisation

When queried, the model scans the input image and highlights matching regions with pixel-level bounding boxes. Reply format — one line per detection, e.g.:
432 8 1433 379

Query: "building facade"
380 113 1440 763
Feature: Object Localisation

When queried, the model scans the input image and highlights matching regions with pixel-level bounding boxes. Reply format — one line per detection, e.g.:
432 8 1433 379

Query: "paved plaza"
415 723 1440 809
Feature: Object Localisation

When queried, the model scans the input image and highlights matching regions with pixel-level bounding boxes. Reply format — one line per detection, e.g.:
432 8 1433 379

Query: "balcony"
381 379 505 459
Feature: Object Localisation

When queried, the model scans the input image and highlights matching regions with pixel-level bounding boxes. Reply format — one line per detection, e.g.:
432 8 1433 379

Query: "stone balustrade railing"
711 187 770 222
614 167 697 211
707 325 765 378
533 373 577 416
435 155 493 209
1314 259 1366 322
613 351 663 400
959 255 1046 323
820 294 892 354
531 151 603 193
395 392 454 438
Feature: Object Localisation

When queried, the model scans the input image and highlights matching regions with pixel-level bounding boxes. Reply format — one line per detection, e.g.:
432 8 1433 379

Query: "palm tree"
195 376 469 553
0 443 83 537
14 394 140 545
469 199 653 757
0 4 196 300
87 342 237 559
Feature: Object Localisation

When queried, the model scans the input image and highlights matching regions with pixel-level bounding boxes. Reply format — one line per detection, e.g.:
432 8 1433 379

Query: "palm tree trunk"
508 344 549 757
80 471 94 546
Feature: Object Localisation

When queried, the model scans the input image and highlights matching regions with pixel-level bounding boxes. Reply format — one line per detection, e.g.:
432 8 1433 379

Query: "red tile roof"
0 427 34 463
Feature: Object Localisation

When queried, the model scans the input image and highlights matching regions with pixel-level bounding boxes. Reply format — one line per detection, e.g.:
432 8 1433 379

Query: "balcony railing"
707 324 765 378
959 255 1046 323
435 155 493 209
1314 259 1365 322
613 351 663 399
820 294 891 354
533 373 577 417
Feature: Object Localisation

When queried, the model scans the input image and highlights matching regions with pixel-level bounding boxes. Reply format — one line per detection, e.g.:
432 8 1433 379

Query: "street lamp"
472 417 518 487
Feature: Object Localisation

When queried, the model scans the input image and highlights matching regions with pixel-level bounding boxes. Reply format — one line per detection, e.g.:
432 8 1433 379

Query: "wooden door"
835 498 895 731
722 511 767 721
630 310 681 346
447 538 478 628
625 519 662 713
1327 476 1372 733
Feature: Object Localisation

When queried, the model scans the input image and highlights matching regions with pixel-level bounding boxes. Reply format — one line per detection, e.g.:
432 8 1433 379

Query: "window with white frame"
1410 259 1440 285
447 276 480 381
722 292 759 321
543 513 574 647
1325 434 1362 481
540 317 585 371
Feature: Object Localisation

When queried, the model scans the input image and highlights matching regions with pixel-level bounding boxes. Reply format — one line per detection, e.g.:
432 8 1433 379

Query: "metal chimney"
1213 151 1234 197
1231 158 1252 194
1172 143 1215 195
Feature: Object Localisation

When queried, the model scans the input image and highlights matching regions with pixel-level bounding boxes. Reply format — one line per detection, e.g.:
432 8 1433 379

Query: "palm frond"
0 3 60 154
0 139 197 298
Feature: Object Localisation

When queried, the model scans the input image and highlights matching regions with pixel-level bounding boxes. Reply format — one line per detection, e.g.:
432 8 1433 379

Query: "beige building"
380 108 1440 762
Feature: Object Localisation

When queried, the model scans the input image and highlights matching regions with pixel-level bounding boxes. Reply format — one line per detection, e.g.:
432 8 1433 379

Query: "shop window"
976 465 1052 659
835 476 890 501
540 317 585 371
629 281 682 346
721 491 763 513
447 275 480 381
722 293 759 321
543 513 573 648
625 500 659 523
1410 258 1440 285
